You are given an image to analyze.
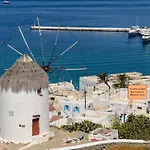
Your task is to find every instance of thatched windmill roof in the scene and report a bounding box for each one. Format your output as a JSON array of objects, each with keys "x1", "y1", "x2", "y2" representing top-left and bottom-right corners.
[{"x1": 0, "y1": 54, "x2": 49, "y2": 93}]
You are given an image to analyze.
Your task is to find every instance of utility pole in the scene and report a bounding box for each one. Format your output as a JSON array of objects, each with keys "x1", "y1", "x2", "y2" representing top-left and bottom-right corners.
[{"x1": 84, "y1": 91, "x2": 87, "y2": 110}]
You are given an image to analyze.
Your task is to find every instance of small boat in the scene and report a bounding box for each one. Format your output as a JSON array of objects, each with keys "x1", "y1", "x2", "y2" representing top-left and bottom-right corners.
[
  {"x1": 128, "y1": 17, "x2": 141, "y2": 37},
  {"x1": 3, "y1": 0, "x2": 10, "y2": 4},
  {"x1": 142, "y1": 31, "x2": 150, "y2": 43},
  {"x1": 128, "y1": 26, "x2": 140, "y2": 37},
  {"x1": 139, "y1": 26, "x2": 150, "y2": 36}
]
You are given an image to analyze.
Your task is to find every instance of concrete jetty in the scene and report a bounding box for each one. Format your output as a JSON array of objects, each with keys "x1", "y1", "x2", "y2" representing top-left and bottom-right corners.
[{"x1": 30, "y1": 26, "x2": 130, "y2": 32}]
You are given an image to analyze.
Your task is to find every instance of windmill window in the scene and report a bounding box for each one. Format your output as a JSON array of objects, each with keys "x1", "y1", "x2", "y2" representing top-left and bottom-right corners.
[
  {"x1": 137, "y1": 106, "x2": 142, "y2": 110},
  {"x1": 9, "y1": 111, "x2": 14, "y2": 116},
  {"x1": 37, "y1": 88, "x2": 43, "y2": 96},
  {"x1": 51, "y1": 97, "x2": 55, "y2": 100}
]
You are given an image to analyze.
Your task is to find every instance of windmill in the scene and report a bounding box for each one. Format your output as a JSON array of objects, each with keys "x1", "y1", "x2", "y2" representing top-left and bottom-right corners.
[{"x1": 1, "y1": 17, "x2": 88, "y2": 119}]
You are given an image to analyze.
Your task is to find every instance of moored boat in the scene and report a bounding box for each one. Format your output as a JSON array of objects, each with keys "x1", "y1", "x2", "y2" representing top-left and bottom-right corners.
[
  {"x1": 139, "y1": 26, "x2": 150, "y2": 36},
  {"x1": 3, "y1": 0, "x2": 10, "y2": 4},
  {"x1": 128, "y1": 26, "x2": 140, "y2": 37},
  {"x1": 142, "y1": 31, "x2": 150, "y2": 43}
]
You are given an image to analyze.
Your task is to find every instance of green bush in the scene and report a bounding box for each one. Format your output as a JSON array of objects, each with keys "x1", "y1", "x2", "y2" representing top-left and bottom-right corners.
[
  {"x1": 112, "y1": 114, "x2": 150, "y2": 140},
  {"x1": 61, "y1": 120, "x2": 102, "y2": 133}
]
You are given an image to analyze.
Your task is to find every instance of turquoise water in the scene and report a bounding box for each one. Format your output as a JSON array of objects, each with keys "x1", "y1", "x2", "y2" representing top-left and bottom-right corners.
[{"x1": 1, "y1": 0, "x2": 150, "y2": 88}]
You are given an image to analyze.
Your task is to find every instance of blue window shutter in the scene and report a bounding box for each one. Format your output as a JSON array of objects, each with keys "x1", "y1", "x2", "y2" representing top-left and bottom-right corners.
[
  {"x1": 68, "y1": 106, "x2": 70, "y2": 111},
  {"x1": 64, "y1": 105, "x2": 66, "y2": 111},
  {"x1": 78, "y1": 107, "x2": 80, "y2": 113},
  {"x1": 73, "y1": 107, "x2": 76, "y2": 112}
]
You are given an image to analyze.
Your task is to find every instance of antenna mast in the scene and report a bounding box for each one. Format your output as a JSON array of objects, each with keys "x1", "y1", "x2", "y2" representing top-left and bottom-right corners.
[
  {"x1": 136, "y1": 16, "x2": 139, "y2": 26},
  {"x1": 84, "y1": 91, "x2": 87, "y2": 110}
]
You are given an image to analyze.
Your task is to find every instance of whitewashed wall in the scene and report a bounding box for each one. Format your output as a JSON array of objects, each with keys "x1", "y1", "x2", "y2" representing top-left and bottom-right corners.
[
  {"x1": 0, "y1": 88, "x2": 49, "y2": 143},
  {"x1": 60, "y1": 100, "x2": 91, "y2": 118},
  {"x1": 50, "y1": 118, "x2": 67, "y2": 128},
  {"x1": 79, "y1": 77, "x2": 97, "y2": 92},
  {"x1": 147, "y1": 88, "x2": 150, "y2": 102},
  {"x1": 74, "y1": 114, "x2": 110, "y2": 126},
  {"x1": 49, "y1": 110, "x2": 57, "y2": 119},
  {"x1": 111, "y1": 101, "x2": 146, "y2": 123}
]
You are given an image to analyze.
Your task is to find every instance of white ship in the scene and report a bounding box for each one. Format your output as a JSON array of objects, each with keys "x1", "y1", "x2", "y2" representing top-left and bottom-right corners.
[
  {"x1": 128, "y1": 26, "x2": 140, "y2": 37},
  {"x1": 3, "y1": 0, "x2": 10, "y2": 4}
]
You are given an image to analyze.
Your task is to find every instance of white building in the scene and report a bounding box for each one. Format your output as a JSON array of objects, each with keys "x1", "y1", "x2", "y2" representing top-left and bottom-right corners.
[
  {"x1": 48, "y1": 73, "x2": 150, "y2": 128},
  {"x1": 59, "y1": 98, "x2": 111, "y2": 126},
  {"x1": 0, "y1": 54, "x2": 50, "y2": 143},
  {"x1": 59, "y1": 95, "x2": 94, "y2": 118},
  {"x1": 79, "y1": 76, "x2": 98, "y2": 92},
  {"x1": 79, "y1": 73, "x2": 150, "y2": 123},
  {"x1": 79, "y1": 76, "x2": 112, "y2": 94}
]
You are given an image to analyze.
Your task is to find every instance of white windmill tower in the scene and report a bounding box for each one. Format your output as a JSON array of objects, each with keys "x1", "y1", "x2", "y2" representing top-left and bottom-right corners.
[{"x1": 0, "y1": 54, "x2": 50, "y2": 143}]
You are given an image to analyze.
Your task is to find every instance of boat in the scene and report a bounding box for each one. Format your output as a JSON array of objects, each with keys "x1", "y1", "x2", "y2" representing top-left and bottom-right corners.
[
  {"x1": 139, "y1": 26, "x2": 150, "y2": 36},
  {"x1": 142, "y1": 30, "x2": 150, "y2": 43},
  {"x1": 3, "y1": 0, "x2": 10, "y2": 4},
  {"x1": 128, "y1": 17, "x2": 141, "y2": 37},
  {"x1": 128, "y1": 26, "x2": 140, "y2": 37}
]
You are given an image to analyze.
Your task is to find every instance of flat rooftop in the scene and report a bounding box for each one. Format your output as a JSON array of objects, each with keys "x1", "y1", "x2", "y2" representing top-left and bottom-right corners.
[
  {"x1": 80, "y1": 75, "x2": 98, "y2": 83},
  {"x1": 80, "y1": 72, "x2": 145, "y2": 82},
  {"x1": 110, "y1": 92, "x2": 146, "y2": 104},
  {"x1": 49, "y1": 82, "x2": 83, "y2": 100}
]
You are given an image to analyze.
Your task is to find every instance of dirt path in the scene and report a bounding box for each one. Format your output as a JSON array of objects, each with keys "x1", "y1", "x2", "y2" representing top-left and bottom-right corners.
[
  {"x1": 28, "y1": 127, "x2": 90, "y2": 150},
  {"x1": 0, "y1": 127, "x2": 91, "y2": 150}
]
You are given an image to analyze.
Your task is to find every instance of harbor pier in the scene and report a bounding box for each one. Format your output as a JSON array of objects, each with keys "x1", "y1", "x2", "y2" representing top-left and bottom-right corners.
[{"x1": 30, "y1": 26, "x2": 130, "y2": 32}]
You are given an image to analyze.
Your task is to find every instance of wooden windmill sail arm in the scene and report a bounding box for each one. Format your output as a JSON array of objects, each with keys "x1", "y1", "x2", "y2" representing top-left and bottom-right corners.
[
  {"x1": 7, "y1": 44, "x2": 23, "y2": 56},
  {"x1": 37, "y1": 17, "x2": 45, "y2": 66},
  {"x1": 50, "y1": 41, "x2": 79, "y2": 64},
  {"x1": 65, "y1": 68, "x2": 87, "y2": 71},
  {"x1": 18, "y1": 26, "x2": 36, "y2": 62},
  {"x1": 48, "y1": 22, "x2": 61, "y2": 66},
  {"x1": 1, "y1": 42, "x2": 22, "y2": 56},
  {"x1": 60, "y1": 41, "x2": 79, "y2": 56},
  {"x1": 48, "y1": 70, "x2": 64, "y2": 83}
]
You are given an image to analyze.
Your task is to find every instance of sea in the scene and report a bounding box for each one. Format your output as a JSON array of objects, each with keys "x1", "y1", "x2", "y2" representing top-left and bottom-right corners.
[{"x1": 0, "y1": 0, "x2": 150, "y2": 89}]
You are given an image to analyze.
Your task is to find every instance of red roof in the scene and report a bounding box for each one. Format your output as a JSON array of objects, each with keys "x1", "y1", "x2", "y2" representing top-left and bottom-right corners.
[
  {"x1": 49, "y1": 104, "x2": 56, "y2": 112},
  {"x1": 50, "y1": 115, "x2": 63, "y2": 123}
]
